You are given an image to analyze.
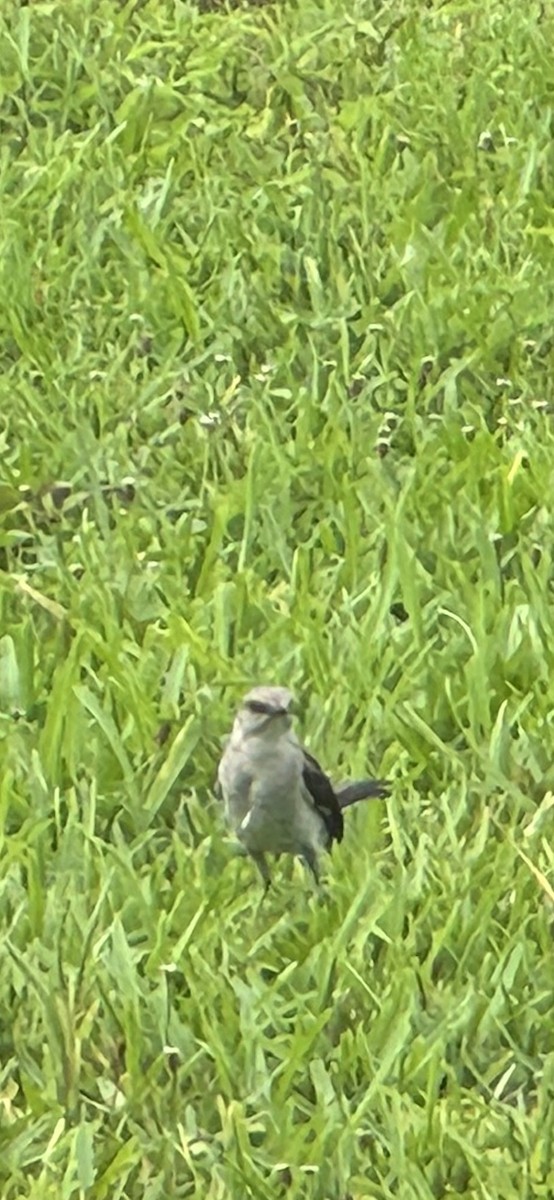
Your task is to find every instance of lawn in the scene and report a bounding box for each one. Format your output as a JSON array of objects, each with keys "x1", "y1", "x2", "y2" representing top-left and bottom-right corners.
[{"x1": 0, "y1": 0, "x2": 553, "y2": 1196}]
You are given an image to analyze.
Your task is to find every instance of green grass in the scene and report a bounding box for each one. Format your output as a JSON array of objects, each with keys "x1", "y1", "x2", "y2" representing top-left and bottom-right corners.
[{"x1": 1, "y1": 0, "x2": 553, "y2": 1195}]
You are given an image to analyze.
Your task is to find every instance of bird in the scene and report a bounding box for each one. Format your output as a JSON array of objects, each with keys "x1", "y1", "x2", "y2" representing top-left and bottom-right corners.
[{"x1": 216, "y1": 684, "x2": 389, "y2": 890}]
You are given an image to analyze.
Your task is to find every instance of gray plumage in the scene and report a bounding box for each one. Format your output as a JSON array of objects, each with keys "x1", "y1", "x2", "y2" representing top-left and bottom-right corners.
[{"x1": 217, "y1": 684, "x2": 389, "y2": 888}]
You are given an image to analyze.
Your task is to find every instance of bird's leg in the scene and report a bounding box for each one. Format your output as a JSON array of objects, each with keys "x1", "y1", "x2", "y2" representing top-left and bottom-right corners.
[
  {"x1": 301, "y1": 848, "x2": 321, "y2": 888},
  {"x1": 251, "y1": 852, "x2": 272, "y2": 899}
]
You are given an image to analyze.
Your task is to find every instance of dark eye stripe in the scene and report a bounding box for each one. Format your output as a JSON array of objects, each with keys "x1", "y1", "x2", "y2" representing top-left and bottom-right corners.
[{"x1": 246, "y1": 700, "x2": 269, "y2": 714}]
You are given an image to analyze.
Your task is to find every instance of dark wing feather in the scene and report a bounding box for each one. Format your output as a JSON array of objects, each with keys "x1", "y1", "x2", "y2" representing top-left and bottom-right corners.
[{"x1": 301, "y1": 747, "x2": 344, "y2": 845}]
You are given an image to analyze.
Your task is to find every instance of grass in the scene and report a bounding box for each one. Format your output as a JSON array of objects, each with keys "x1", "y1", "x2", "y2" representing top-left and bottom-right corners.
[{"x1": 0, "y1": 0, "x2": 553, "y2": 1195}]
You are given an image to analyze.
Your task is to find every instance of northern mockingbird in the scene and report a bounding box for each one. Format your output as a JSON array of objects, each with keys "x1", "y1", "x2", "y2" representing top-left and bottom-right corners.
[{"x1": 217, "y1": 685, "x2": 389, "y2": 889}]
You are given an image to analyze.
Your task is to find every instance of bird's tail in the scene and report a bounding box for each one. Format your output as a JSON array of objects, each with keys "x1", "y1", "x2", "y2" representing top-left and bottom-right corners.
[{"x1": 336, "y1": 779, "x2": 390, "y2": 809}]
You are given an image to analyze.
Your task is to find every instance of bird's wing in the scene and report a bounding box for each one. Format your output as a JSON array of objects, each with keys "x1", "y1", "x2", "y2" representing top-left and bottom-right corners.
[
  {"x1": 301, "y1": 747, "x2": 344, "y2": 845},
  {"x1": 217, "y1": 741, "x2": 256, "y2": 831}
]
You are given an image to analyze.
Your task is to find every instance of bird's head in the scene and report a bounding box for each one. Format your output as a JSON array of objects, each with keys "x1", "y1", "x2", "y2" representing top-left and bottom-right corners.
[{"x1": 236, "y1": 685, "x2": 294, "y2": 736}]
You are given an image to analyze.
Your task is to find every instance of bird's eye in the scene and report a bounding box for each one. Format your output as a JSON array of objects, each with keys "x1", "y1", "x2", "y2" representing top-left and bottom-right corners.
[{"x1": 246, "y1": 700, "x2": 269, "y2": 714}]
